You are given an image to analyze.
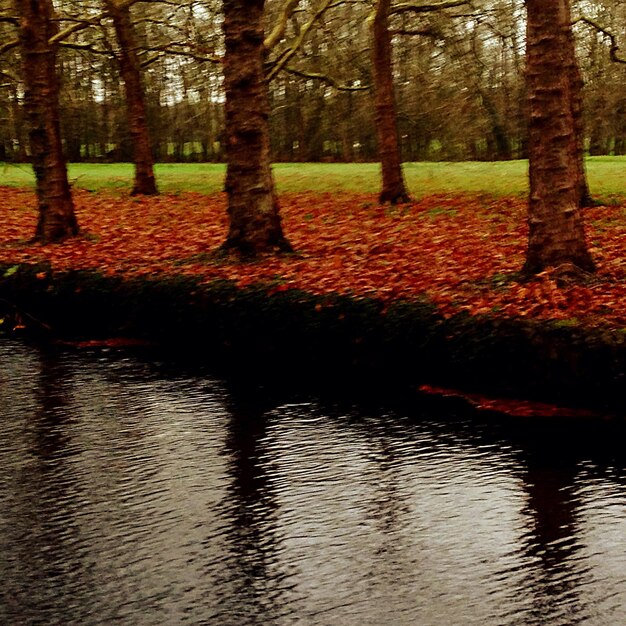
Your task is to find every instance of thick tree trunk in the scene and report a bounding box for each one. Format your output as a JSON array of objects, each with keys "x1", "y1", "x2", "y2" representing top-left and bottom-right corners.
[
  {"x1": 221, "y1": 0, "x2": 291, "y2": 256},
  {"x1": 371, "y1": 0, "x2": 411, "y2": 204},
  {"x1": 522, "y1": 0, "x2": 594, "y2": 276},
  {"x1": 106, "y1": 0, "x2": 158, "y2": 196},
  {"x1": 562, "y1": 0, "x2": 592, "y2": 208},
  {"x1": 16, "y1": 0, "x2": 78, "y2": 243}
]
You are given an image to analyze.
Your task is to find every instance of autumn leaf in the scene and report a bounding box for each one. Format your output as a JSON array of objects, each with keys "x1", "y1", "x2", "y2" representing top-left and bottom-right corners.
[
  {"x1": 1, "y1": 186, "x2": 625, "y2": 328},
  {"x1": 418, "y1": 385, "x2": 601, "y2": 417}
]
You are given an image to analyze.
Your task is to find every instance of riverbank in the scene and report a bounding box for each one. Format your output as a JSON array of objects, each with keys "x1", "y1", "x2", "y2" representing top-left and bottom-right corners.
[
  {"x1": 2, "y1": 187, "x2": 626, "y2": 415},
  {"x1": 1, "y1": 261, "x2": 626, "y2": 416}
]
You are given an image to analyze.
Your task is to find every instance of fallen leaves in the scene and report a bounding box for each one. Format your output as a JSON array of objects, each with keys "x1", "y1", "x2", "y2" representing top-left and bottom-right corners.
[
  {"x1": 2, "y1": 186, "x2": 626, "y2": 327},
  {"x1": 418, "y1": 384, "x2": 601, "y2": 417}
]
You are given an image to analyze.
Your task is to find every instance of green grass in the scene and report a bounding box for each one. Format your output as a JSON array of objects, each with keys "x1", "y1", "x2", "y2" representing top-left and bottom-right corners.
[{"x1": 2, "y1": 157, "x2": 626, "y2": 197}]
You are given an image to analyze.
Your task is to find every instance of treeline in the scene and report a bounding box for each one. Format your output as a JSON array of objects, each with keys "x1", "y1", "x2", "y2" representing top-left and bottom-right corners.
[
  {"x1": 1, "y1": 0, "x2": 626, "y2": 164},
  {"x1": 0, "y1": 0, "x2": 617, "y2": 279}
]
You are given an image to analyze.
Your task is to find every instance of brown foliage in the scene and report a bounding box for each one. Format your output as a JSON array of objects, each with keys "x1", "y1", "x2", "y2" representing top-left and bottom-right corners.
[
  {"x1": 418, "y1": 385, "x2": 600, "y2": 418},
  {"x1": 2, "y1": 187, "x2": 626, "y2": 327}
]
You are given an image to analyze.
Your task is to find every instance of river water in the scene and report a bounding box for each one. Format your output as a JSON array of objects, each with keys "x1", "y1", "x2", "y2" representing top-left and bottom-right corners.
[{"x1": 1, "y1": 339, "x2": 626, "y2": 625}]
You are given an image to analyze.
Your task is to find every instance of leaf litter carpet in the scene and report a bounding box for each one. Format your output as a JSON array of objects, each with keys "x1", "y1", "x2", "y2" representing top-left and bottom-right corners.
[{"x1": 2, "y1": 187, "x2": 626, "y2": 328}]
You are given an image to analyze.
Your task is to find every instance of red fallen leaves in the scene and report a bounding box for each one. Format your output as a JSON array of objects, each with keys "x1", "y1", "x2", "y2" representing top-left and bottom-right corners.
[
  {"x1": 1, "y1": 186, "x2": 626, "y2": 327},
  {"x1": 418, "y1": 384, "x2": 601, "y2": 417},
  {"x1": 55, "y1": 338, "x2": 154, "y2": 348}
]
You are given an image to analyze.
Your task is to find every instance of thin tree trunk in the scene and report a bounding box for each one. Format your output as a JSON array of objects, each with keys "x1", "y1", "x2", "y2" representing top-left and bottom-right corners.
[
  {"x1": 478, "y1": 87, "x2": 512, "y2": 161},
  {"x1": 15, "y1": 0, "x2": 79, "y2": 243},
  {"x1": 523, "y1": 0, "x2": 594, "y2": 276},
  {"x1": 220, "y1": 0, "x2": 291, "y2": 256},
  {"x1": 105, "y1": 0, "x2": 158, "y2": 196},
  {"x1": 371, "y1": 0, "x2": 411, "y2": 204}
]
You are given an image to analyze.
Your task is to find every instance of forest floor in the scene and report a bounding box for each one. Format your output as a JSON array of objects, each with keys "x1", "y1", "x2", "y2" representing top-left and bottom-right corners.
[{"x1": 2, "y1": 186, "x2": 626, "y2": 330}]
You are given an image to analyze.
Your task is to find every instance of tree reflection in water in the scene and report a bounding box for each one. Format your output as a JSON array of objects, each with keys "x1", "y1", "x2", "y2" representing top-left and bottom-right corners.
[{"x1": 0, "y1": 341, "x2": 625, "y2": 625}]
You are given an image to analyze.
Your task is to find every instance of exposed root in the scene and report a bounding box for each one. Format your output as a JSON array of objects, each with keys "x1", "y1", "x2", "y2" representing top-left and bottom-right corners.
[{"x1": 550, "y1": 262, "x2": 596, "y2": 287}]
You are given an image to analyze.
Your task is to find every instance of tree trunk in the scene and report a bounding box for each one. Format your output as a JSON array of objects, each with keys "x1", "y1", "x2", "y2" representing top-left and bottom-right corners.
[
  {"x1": 562, "y1": 0, "x2": 592, "y2": 208},
  {"x1": 523, "y1": 0, "x2": 594, "y2": 276},
  {"x1": 105, "y1": 0, "x2": 158, "y2": 196},
  {"x1": 371, "y1": 0, "x2": 411, "y2": 204},
  {"x1": 16, "y1": 0, "x2": 79, "y2": 243},
  {"x1": 479, "y1": 87, "x2": 512, "y2": 161},
  {"x1": 220, "y1": 0, "x2": 291, "y2": 256}
]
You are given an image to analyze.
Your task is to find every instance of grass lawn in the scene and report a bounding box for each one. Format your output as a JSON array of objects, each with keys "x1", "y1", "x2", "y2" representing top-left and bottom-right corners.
[{"x1": 1, "y1": 157, "x2": 625, "y2": 197}]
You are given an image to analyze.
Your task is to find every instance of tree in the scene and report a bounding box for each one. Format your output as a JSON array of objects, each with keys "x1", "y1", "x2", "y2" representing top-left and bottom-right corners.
[
  {"x1": 371, "y1": 0, "x2": 411, "y2": 204},
  {"x1": 522, "y1": 0, "x2": 594, "y2": 275},
  {"x1": 220, "y1": 0, "x2": 291, "y2": 255},
  {"x1": 562, "y1": 0, "x2": 592, "y2": 208},
  {"x1": 575, "y1": 11, "x2": 626, "y2": 158},
  {"x1": 14, "y1": 0, "x2": 79, "y2": 242},
  {"x1": 104, "y1": 0, "x2": 158, "y2": 195}
]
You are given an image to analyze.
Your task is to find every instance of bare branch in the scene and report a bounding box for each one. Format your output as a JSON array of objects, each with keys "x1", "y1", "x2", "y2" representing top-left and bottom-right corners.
[
  {"x1": 390, "y1": 27, "x2": 439, "y2": 37},
  {"x1": 138, "y1": 43, "x2": 221, "y2": 64},
  {"x1": 390, "y1": 0, "x2": 470, "y2": 16},
  {"x1": 265, "y1": 0, "x2": 301, "y2": 50},
  {"x1": 0, "y1": 69, "x2": 19, "y2": 82},
  {"x1": 0, "y1": 39, "x2": 18, "y2": 55},
  {"x1": 50, "y1": 19, "x2": 98, "y2": 45},
  {"x1": 574, "y1": 15, "x2": 626, "y2": 65},
  {"x1": 49, "y1": 3, "x2": 220, "y2": 66},
  {"x1": 57, "y1": 42, "x2": 111, "y2": 55},
  {"x1": 266, "y1": 0, "x2": 335, "y2": 81},
  {"x1": 283, "y1": 65, "x2": 370, "y2": 91}
]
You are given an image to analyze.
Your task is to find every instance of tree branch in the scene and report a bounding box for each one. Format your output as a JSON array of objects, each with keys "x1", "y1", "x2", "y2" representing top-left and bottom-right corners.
[
  {"x1": 0, "y1": 39, "x2": 18, "y2": 56},
  {"x1": 574, "y1": 15, "x2": 626, "y2": 65},
  {"x1": 390, "y1": 27, "x2": 439, "y2": 37},
  {"x1": 57, "y1": 41, "x2": 111, "y2": 55},
  {"x1": 0, "y1": 69, "x2": 19, "y2": 83},
  {"x1": 390, "y1": 0, "x2": 470, "y2": 16},
  {"x1": 265, "y1": 0, "x2": 301, "y2": 50},
  {"x1": 138, "y1": 43, "x2": 221, "y2": 65},
  {"x1": 283, "y1": 65, "x2": 370, "y2": 91},
  {"x1": 50, "y1": 19, "x2": 98, "y2": 45},
  {"x1": 266, "y1": 0, "x2": 335, "y2": 81}
]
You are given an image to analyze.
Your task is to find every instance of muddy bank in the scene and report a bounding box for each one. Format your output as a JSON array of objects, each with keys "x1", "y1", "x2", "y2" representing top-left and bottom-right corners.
[{"x1": 1, "y1": 262, "x2": 625, "y2": 414}]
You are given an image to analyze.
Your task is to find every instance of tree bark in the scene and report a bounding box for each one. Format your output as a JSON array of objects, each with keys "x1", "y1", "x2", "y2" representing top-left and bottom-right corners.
[
  {"x1": 371, "y1": 0, "x2": 411, "y2": 204},
  {"x1": 562, "y1": 0, "x2": 592, "y2": 208},
  {"x1": 16, "y1": 0, "x2": 79, "y2": 243},
  {"x1": 522, "y1": 0, "x2": 594, "y2": 276},
  {"x1": 221, "y1": 0, "x2": 291, "y2": 256},
  {"x1": 105, "y1": 0, "x2": 158, "y2": 196}
]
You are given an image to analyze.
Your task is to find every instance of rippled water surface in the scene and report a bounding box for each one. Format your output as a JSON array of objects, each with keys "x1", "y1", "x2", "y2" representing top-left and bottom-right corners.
[{"x1": 1, "y1": 340, "x2": 626, "y2": 625}]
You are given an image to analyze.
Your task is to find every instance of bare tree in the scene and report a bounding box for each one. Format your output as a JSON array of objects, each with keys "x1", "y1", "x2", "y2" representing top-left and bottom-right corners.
[
  {"x1": 371, "y1": 0, "x2": 411, "y2": 203},
  {"x1": 104, "y1": 0, "x2": 158, "y2": 195}
]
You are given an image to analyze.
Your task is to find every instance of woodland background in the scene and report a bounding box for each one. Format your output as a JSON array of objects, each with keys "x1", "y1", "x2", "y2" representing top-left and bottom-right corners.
[{"x1": 1, "y1": 0, "x2": 625, "y2": 166}]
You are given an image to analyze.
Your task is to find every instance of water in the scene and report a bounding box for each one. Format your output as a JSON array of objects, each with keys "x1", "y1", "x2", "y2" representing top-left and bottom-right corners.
[{"x1": 1, "y1": 340, "x2": 626, "y2": 625}]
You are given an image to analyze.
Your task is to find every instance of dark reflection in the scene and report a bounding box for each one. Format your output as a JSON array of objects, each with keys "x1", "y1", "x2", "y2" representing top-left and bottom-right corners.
[
  {"x1": 2, "y1": 346, "x2": 91, "y2": 625},
  {"x1": 502, "y1": 417, "x2": 626, "y2": 626},
  {"x1": 30, "y1": 349, "x2": 76, "y2": 461},
  {"x1": 519, "y1": 440, "x2": 586, "y2": 623},
  {"x1": 367, "y1": 421, "x2": 410, "y2": 538},
  {"x1": 211, "y1": 380, "x2": 288, "y2": 625},
  {"x1": 1, "y1": 340, "x2": 626, "y2": 626}
]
